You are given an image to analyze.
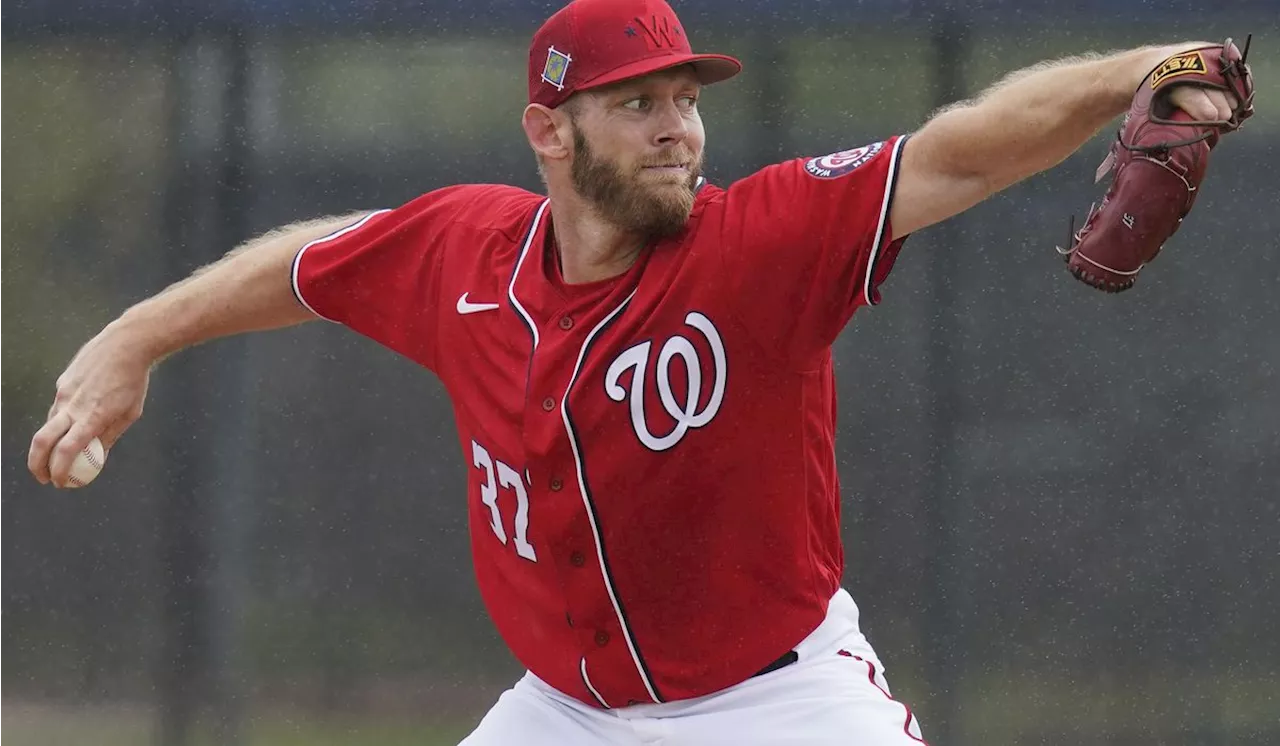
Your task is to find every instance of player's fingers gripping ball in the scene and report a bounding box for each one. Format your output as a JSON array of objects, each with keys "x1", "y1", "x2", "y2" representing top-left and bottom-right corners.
[
  {"x1": 67, "y1": 437, "x2": 107, "y2": 487},
  {"x1": 1058, "y1": 37, "x2": 1255, "y2": 292}
]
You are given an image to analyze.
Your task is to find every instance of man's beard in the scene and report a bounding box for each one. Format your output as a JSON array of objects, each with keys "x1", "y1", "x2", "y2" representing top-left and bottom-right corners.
[{"x1": 570, "y1": 125, "x2": 702, "y2": 240}]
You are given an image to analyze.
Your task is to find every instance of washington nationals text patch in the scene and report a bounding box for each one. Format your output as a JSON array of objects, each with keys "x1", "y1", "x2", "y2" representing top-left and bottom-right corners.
[{"x1": 803, "y1": 141, "x2": 885, "y2": 179}]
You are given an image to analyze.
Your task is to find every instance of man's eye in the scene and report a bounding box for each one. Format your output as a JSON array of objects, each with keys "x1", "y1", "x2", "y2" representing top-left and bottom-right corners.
[
  {"x1": 622, "y1": 98, "x2": 650, "y2": 111},
  {"x1": 680, "y1": 95, "x2": 698, "y2": 108}
]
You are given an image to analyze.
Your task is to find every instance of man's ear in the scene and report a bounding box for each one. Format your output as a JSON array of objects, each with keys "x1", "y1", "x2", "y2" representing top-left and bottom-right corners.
[{"x1": 523, "y1": 104, "x2": 572, "y2": 162}]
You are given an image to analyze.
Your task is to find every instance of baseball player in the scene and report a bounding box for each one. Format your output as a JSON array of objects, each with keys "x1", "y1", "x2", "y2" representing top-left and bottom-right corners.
[{"x1": 29, "y1": 0, "x2": 1251, "y2": 743}]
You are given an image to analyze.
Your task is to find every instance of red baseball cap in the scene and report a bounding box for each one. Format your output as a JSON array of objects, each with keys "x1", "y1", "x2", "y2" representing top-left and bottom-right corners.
[{"x1": 528, "y1": 0, "x2": 742, "y2": 109}]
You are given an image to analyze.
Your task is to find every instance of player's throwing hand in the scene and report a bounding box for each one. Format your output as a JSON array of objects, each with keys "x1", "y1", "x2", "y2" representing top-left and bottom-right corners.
[
  {"x1": 28, "y1": 211, "x2": 362, "y2": 488},
  {"x1": 28, "y1": 322, "x2": 152, "y2": 488}
]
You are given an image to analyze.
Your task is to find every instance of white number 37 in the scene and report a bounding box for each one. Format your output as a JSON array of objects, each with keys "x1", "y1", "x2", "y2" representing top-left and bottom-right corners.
[{"x1": 471, "y1": 440, "x2": 537, "y2": 562}]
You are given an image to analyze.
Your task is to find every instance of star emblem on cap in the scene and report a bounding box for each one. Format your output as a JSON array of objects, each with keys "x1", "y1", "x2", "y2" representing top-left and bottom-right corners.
[{"x1": 624, "y1": 25, "x2": 637, "y2": 37}]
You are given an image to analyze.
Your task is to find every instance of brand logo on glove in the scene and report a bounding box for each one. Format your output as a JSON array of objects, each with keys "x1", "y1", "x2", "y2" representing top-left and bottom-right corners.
[{"x1": 1151, "y1": 51, "x2": 1207, "y2": 88}]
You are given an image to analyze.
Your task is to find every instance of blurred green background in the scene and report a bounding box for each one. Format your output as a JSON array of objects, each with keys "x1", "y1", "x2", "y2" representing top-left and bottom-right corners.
[{"x1": 4, "y1": 2, "x2": 1279, "y2": 744}]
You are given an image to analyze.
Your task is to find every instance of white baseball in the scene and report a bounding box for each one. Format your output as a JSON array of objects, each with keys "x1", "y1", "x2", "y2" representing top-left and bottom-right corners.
[{"x1": 67, "y1": 437, "x2": 107, "y2": 488}]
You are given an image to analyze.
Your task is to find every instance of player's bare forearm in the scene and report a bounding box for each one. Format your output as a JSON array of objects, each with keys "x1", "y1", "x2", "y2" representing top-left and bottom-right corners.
[
  {"x1": 113, "y1": 213, "x2": 367, "y2": 364},
  {"x1": 933, "y1": 44, "x2": 1193, "y2": 188},
  {"x1": 890, "y1": 43, "x2": 1204, "y2": 239},
  {"x1": 30, "y1": 212, "x2": 369, "y2": 486}
]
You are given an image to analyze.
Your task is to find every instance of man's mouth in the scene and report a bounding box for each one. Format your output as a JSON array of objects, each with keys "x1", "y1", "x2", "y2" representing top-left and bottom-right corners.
[{"x1": 642, "y1": 164, "x2": 689, "y2": 174}]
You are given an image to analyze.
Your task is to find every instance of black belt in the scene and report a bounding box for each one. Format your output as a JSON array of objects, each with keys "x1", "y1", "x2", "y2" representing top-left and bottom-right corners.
[{"x1": 752, "y1": 649, "x2": 798, "y2": 678}]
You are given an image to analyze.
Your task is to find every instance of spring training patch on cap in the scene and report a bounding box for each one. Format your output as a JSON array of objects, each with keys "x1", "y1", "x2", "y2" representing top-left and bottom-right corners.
[
  {"x1": 804, "y1": 142, "x2": 885, "y2": 179},
  {"x1": 542, "y1": 46, "x2": 572, "y2": 91}
]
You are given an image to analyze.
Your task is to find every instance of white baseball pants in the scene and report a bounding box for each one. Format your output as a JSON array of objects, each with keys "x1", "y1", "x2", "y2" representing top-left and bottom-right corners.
[{"x1": 458, "y1": 588, "x2": 927, "y2": 746}]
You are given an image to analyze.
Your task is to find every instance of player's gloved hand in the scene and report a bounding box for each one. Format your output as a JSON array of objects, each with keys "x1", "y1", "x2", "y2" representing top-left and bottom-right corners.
[
  {"x1": 28, "y1": 323, "x2": 154, "y2": 487},
  {"x1": 1057, "y1": 37, "x2": 1255, "y2": 292}
]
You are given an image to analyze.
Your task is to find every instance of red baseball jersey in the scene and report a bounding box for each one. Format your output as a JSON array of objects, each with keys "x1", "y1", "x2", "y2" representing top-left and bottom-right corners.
[{"x1": 292, "y1": 135, "x2": 909, "y2": 708}]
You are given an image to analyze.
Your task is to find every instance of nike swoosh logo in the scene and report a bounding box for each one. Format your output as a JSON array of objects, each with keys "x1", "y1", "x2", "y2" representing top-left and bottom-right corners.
[{"x1": 456, "y1": 293, "x2": 500, "y2": 315}]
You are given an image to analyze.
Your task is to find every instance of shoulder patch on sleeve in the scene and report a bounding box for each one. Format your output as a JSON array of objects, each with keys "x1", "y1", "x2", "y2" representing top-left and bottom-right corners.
[{"x1": 803, "y1": 141, "x2": 885, "y2": 179}]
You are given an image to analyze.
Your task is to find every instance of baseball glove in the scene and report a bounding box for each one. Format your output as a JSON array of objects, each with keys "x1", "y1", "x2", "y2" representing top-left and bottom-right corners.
[{"x1": 1057, "y1": 37, "x2": 1255, "y2": 292}]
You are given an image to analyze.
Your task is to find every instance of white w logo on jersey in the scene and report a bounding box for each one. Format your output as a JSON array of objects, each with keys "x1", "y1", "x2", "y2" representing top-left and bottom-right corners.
[{"x1": 604, "y1": 311, "x2": 727, "y2": 452}]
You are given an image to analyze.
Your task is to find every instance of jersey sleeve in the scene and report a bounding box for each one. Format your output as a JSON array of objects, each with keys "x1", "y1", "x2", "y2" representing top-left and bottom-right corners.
[
  {"x1": 713, "y1": 135, "x2": 910, "y2": 365},
  {"x1": 291, "y1": 184, "x2": 485, "y2": 371}
]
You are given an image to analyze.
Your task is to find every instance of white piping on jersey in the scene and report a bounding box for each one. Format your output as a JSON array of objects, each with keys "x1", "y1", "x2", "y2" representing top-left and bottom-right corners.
[
  {"x1": 290, "y1": 209, "x2": 392, "y2": 322},
  {"x1": 561, "y1": 286, "x2": 664, "y2": 704},
  {"x1": 507, "y1": 199, "x2": 551, "y2": 350},
  {"x1": 862, "y1": 136, "x2": 908, "y2": 307},
  {"x1": 507, "y1": 197, "x2": 658, "y2": 702},
  {"x1": 580, "y1": 657, "x2": 610, "y2": 709}
]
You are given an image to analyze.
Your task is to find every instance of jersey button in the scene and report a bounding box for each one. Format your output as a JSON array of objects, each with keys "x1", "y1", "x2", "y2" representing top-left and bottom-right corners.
[
  {"x1": 550, "y1": 477, "x2": 564, "y2": 491},
  {"x1": 541, "y1": 397, "x2": 555, "y2": 411},
  {"x1": 558, "y1": 316, "x2": 574, "y2": 330},
  {"x1": 594, "y1": 630, "x2": 610, "y2": 647},
  {"x1": 569, "y1": 551, "x2": 585, "y2": 567}
]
